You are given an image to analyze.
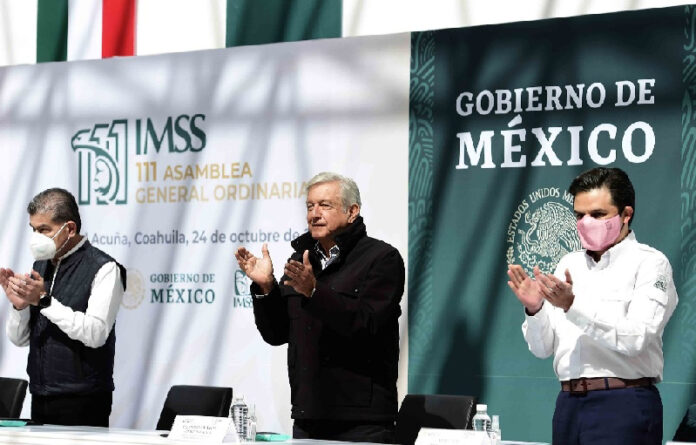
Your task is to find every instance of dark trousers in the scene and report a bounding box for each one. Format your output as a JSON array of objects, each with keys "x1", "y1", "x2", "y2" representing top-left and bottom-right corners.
[
  {"x1": 552, "y1": 385, "x2": 662, "y2": 445},
  {"x1": 293, "y1": 419, "x2": 395, "y2": 443},
  {"x1": 31, "y1": 392, "x2": 112, "y2": 427}
]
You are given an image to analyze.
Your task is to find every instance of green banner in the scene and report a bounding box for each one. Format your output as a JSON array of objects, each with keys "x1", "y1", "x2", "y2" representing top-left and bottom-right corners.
[
  {"x1": 225, "y1": 0, "x2": 341, "y2": 47},
  {"x1": 36, "y1": 0, "x2": 68, "y2": 63},
  {"x1": 409, "y1": 6, "x2": 691, "y2": 442}
]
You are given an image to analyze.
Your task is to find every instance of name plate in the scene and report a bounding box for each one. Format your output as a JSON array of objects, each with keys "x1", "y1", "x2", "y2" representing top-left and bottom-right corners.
[
  {"x1": 415, "y1": 428, "x2": 493, "y2": 445},
  {"x1": 168, "y1": 415, "x2": 239, "y2": 443}
]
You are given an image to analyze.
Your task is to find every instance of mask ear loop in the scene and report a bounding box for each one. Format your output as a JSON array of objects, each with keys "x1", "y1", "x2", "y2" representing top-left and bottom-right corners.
[
  {"x1": 623, "y1": 210, "x2": 632, "y2": 226},
  {"x1": 53, "y1": 223, "x2": 72, "y2": 259},
  {"x1": 50, "y1": 222, "x2": 68, "y2": 240},
  {"x1": 43, "y1": 223, "x2": 72, "y2": 299}
]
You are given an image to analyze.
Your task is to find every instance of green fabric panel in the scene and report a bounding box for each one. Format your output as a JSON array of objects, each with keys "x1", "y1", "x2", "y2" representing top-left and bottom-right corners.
[
  {"x1": 36, "y1": 0, "x2": 68, "y2": 63},
  {"x1": 225, "y1": 0, "x2": 341, "y2": 47},
  {"x1": 409, "y1": 6, "x2": 689, "y2": 443},
  {"x1": 408, "y1": 30, "x2": 435, "y2": 385},
  {"x1": 677, "y1": 3, "x2": 696, "y2": 431}
]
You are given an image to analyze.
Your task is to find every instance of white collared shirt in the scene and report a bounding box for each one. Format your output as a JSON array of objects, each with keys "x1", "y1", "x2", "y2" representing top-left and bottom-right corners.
[
  {"x1": 6, "y1": 237, "x2": 125, "y2": 349},
  {"x1": 522, "y1": 231, "x2": 678, "y2": 382}
]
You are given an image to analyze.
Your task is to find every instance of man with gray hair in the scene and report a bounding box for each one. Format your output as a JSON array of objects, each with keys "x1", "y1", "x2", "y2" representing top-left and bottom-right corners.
[
  {"x1": 0, "y1": 188, "x2": 126, "y2": 426},
  {"x1": 236, "y1": 172, "x2": 404, "y2": 443}
]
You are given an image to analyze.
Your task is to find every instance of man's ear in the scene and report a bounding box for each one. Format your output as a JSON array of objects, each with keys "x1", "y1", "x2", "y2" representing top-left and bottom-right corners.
[
  {"x1": 66, "y1": 221, "x2": 78, "y2": 236},
  {"x1": 347, "y1": 204, "x2": 360, "y2": 223},
  {"x1": 621, "y1": 206, "x2": 634, "y2": 225}
]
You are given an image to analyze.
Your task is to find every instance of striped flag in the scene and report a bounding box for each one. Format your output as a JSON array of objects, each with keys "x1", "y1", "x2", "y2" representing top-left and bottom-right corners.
[
  {"x1": 1, "y1": 0, "x2": 679, "y2": 67},
  {"x1": 1, "y1": 0, "x2": 341, "y2": 65},
  {"x1": 38, "y1": 0, "x2": 136, "y2": 62}
]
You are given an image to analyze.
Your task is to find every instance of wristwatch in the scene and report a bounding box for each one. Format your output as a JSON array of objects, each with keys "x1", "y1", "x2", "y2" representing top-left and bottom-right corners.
[{"x1": 38, "y1": 293, "x2": 51, "y2": 309}]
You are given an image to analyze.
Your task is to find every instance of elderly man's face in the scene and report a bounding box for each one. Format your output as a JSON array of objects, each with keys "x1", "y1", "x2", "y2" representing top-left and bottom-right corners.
[{"x1": 306, "y1": 181, "x2": 356, "y2": 243}]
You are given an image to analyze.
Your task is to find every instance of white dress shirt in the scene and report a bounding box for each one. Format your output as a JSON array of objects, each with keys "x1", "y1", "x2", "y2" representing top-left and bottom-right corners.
[
  {"x1": 522, "y1": 231, "x2": 678, "y2": 382},
  {"x1": 6, "y1": 237, "x2": 125, "y2": 349}
]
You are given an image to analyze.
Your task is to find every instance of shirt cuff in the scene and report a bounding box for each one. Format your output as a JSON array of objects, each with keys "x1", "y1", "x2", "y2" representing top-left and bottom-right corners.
[
  {"x1": 10, "y1": 305, "x2": 30, "y2": 322},
  {"x1": 40, "y1": 298, "x2": 71, "y2": 321},
  {"x1": 525, "y1": 300, "x2": 544, "y2": 317},
  {"x1": 251, "y1": 281, "x2": 277, "y2": 299},
  {"x1": 524, "y1": 300, "x2": 550, "y2": 325}
]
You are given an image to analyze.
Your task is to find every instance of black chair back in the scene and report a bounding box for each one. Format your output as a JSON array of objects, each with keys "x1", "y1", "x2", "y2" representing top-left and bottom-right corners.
[
  {"x1": 395, "y1": 394, "x2": 477, "y2": 445},
  {"x1": 0, "y1": 377, "x2": 28, "y2": 418},
  {"x1": 674, "y1": 403, "x2": 696, "y2": 442},
  {"x1": 156, "y1": 385, "x2": 233, "y2": 430}
]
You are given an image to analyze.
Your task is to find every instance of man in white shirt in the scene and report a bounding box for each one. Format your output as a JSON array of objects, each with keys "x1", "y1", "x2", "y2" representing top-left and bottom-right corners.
[
  {"x1": 507, "y1": 167, "x2": 678, "y2": 445},
  {"x1": 0, "y1": 188, "x2": 125, "y2": 426}
]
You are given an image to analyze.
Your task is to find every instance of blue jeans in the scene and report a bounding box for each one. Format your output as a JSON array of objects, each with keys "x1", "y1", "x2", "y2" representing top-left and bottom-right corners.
[{"x1": 552, "y1": 385, "x2": 662, "y2": 445}]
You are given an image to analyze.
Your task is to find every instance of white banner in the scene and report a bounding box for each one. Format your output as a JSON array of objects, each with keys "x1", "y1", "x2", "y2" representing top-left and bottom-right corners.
[{"x1": 0, "y1": 33, "x2": 410, "y2": 432}]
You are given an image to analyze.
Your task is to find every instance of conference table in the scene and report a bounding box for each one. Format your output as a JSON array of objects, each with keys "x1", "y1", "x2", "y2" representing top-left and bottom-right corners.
[{"x1": 0, "y1": 424, "x2": 550, "y2": 445}]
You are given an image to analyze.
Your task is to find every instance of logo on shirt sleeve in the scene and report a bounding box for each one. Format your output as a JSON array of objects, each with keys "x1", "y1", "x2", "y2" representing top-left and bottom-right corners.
[{"x1": 654, "y1": 274, "x2": 668, "y2": 292}]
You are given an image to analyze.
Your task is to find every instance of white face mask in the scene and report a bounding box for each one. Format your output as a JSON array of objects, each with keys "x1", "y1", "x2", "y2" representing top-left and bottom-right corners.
[{"x1": 29, "y1": 223, "x2": 69, "y2": 261}]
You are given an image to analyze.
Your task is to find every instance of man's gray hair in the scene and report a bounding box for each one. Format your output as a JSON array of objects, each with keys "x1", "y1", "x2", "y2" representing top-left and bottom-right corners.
[
  {"x1": 306, "y1": 172, "x2": 361, "y2": 211},
  {"x1": 27, "y1": 188, "x2": 82, "y2": 232}
]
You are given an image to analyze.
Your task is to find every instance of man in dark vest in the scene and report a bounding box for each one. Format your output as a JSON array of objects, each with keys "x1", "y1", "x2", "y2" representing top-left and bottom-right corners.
[{"x1": 0, "y1": 188, "x2": 126, "y2": 427}]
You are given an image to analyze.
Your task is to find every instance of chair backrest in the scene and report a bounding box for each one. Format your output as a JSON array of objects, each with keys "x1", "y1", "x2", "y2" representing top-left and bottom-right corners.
[
  {"x1": 0, "y1": 377, "x2": 28, "y2": 418},
  {"x1": 674, "y1": 403, "x2": 696, "y2": 442},
  {"x1": 156, "y1": 385, "x2": 233, "y2": 431},
  {"x1": 394, "y1": 394, "x2": 477, "y2": 445}
]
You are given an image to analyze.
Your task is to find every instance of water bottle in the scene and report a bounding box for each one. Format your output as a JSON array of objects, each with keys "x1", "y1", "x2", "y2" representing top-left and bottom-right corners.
[
  {"x1": 472, "y1": 404, "x2": 491, "y2": 433},
  {"x1": 230, "y1": 395, "x2": 249, "y2": 441},
  {"x1": 246, "y1": 404, "x2": 257, "y2": 442},
  {"x1": 490, "y1": 414, "x2": 501, "y2": 444}
]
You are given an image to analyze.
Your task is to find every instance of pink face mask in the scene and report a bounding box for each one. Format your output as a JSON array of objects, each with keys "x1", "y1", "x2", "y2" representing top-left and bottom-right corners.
[{"x1": 576, "y1": 214, "x2": 622, "y2": 251}]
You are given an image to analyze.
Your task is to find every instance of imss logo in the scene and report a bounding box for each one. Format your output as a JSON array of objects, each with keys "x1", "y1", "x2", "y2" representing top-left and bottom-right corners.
[
  {"x1": 72, "y1": 114, "x2": 207, "y2": 205},
  {"x1": 506, "y1": 187, "x2": 581, "y2": 275},
  {"x1": 233, "y1": 269, "x2": 254, "y2": 309},
  {"x1": 72, "y1": 120, "x2": 128, "y2": 205},
  {"x1": 235, "y1": 270, "x2": 252, "y2": 297}
]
